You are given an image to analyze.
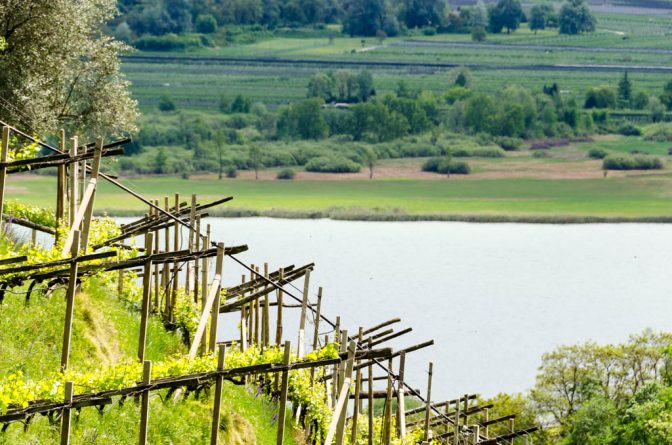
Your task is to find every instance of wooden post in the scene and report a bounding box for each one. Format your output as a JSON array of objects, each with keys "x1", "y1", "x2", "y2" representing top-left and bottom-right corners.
[
  {"x1": 60, "y1": 381, "x2": 74, "y2": 445},
  {"x1": 0, "y1": 126, "x2": 9, "y2": 233},
  {"x1": 118, "y1": 269, "x2": 125, "y2": 299},
  {"x1": 208, "y1": 243, "x2": 224, "y2": 352},
  {"x1": 262, "y1": 263, "x2": 270, "y2": 347},
  {"x1": 61, "y1": 231, "x2": 80, "y2": 370},
  {"x1": 335, "y1": 340, "x2": 356, "y2": 445},
  {"x1": 170, "y1": 193, "x2": 180, "y2": 321},
  {"x1": 185, "y1": 194, "x2": 196, "y2": 295},
  {"x1": 471, "y1": 425, "x2": 480, "y2": 445},
  {"x1": 383, "y1": 358, "x2": 393, "y2": 445},
  {"x1": 162, "y1": 196, "x2": 170, "y2": 315},
  {"x1": 210, "y1": 345, "x2": 226, "y2": 445},
  {"x1": 275, "y1": 268, "x2": 284, "y2": 345},
  {"x1": 68, "y1": 137, "x2": 78, "y2": 228},
  {"x1": 79, "y1": 137, "x2": 103, "y2": 253},
  {"x1": 139, "y1": 360, "x2": 152, "y2": 445},
  {"x1": 199, "y1": 229, "x2": 210, "y2": 354},
  {"x1": 483, "y1": 408, "x2": 489, "y2": 439},
  {"x1": 397, "y1": 351, "x2": 407, "y2": 439},
  {"x1": 138, "y1": 233, "x2": 154, "y2": 362},
  {"x1": 297, "y1": 269, "x2": 311, "y2": 358},
  {"x1": 424, "y1": 362, "x2": 433, "y2": 444},
  {"x1": 367, "y1": 338, "x2": 374, "y2": 445},
  {"x1": 311, "y1": 287, "x2": 323, "y2": 353},
  {"x1": 351, "y1": 327, "x2": 363, "y2": 443},
  {"x1": 276, "y1": 341, "x2": 291, "y2": 445},
  {"x1": 153, "y1": 200, "x2": 160, "y2": 312},
  {"x1": 193, "y1": 215, "x2": 201, "y2": 304},
  {"x1": 508, "y1": 418, "x2": 515, "y2": 445},
  {"x1": 453, "y1": 398, "x2": 460, "y2": 445},
  {"x1": 56, "y1": 129, "x2": 66, "y2": 241}
]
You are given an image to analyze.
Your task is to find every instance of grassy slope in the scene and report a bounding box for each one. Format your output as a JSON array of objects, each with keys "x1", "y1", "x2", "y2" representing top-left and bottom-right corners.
[
  {"x1": 0, "y1": 271, "x2": 300, "y2": 444},
  {"x1": 10, "y1": 173, "x2": 672, "y2": 221}
]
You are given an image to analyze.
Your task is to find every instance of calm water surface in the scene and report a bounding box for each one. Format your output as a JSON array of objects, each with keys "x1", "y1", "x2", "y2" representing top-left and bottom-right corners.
[{"x1": 123, "y1": 218, "x2": 672, "y2": 399}]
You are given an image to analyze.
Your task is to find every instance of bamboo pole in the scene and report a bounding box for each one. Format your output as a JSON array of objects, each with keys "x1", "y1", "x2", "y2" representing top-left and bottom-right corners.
[
  {"x1": 170, "y1": 193, "x2": 180, "y2": 321},
  {"x1": 262, "y1": 263, "x2": 270, "y2": 347},
  {"x1": 276, "y1": 341, "x2": 291, "y2": 445},
  {"x1": 367, "y1": 338, "x2": 374, "y2": 445},
  {"x1": 351, "y1": 327, "x2": 363, "y2": 443},
  {"x1": 162, "y1": 196, "x2": 170, "y2": 315},
  {"x1": 199, "y1": 228, "x2": 210, "y2": 354},
  {"x1": 193, "y1": 215, "x2": 201, "y2": 304},
  {"x1": 138, "y1": 360, "x2": 152, "y2": 445},
  {"x1": 210, "y1": 345, "x2": 226, "y2": 445},
  {"x1": 60, "y1": 381, "x2": 74, "y2": 445},
  {"x1": 61, "y1": 231, "x2": 80, "y2": 371},
  {"x1": 335, "y1": 340, "x2": 356, "y2": 445},
  {"x1": 138, "y1": 233, "x2": 154, "y2": 362}
]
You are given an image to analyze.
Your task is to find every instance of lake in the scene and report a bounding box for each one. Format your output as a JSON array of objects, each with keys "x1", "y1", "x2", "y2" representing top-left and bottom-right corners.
[{"x1": 118, "y1": 217, "x2": 672, "y2": 400}]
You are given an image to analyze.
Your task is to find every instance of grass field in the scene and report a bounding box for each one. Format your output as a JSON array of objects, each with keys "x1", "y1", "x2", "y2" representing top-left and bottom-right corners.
[{"x1": 11, "y1": 173, "x2": 672, "y2": 221}]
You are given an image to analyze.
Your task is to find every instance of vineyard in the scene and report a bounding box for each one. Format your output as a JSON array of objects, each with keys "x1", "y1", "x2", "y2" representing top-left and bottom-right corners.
[{"x1": 0, "y1": 121, "x2": 539, "y2": 444}]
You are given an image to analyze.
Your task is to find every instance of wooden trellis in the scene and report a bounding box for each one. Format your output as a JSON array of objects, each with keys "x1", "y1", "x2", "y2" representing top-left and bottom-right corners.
[{"x1": 0, "y1": 122, "x2": 539, "y2": 445}]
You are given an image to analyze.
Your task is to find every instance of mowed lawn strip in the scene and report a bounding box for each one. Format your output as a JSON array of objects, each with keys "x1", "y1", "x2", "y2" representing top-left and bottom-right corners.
[{"x1": 9, "y1": 174, "x2": 672, "y2": 219}]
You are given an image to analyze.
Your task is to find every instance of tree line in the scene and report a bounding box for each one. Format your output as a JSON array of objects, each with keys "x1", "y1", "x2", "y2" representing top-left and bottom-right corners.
[{"x1": 114, "y1": 0, "x2": 597, "y2": 44}]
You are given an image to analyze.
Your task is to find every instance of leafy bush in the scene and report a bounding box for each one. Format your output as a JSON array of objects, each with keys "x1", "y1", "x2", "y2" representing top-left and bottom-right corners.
[
  {"x1": 134, "y1": 34, "x2": 201, "y2": 51},
  {"x1": 643, "y1": 123, "x2": 672, "y2": 142},
  {"x1": 225, "y1": 166, "x2": 238, "y2": 178},
  {"x1": 422, "y1": 157, "x2": 470, "y2": 174},
  {"x1": 276, "y1": 168, "x2": 295, "y2": 180},
  {"x1": 533, "y1": 150, "x2": 550, "y2": 158},
  {"x1": 305, "y1": 156, "x2": 361, "y2": 173},
  {"x1": 602, "y1": 155, "x2": 663, "y2": 170},
  {"x1": 495, "y1": 137, "x2": 521, "y2": 151},
  {"x1": 587, "y1": 148, "x2": 608, "y2": 159},
  {"x1": 617, "y1": 123, "x2": 641, "y2": 136},
  {"x1": 452, "y1": 147, "x2": 504, "y2": 158},
  {"x1": 158, "y1": 96, "x2": 176, "y2": 112}
]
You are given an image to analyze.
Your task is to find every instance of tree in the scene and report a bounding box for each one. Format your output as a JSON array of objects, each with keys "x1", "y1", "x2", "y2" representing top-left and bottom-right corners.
[
  {"x1": 363, "y1": 147, "x2": 377, "y2": 179},
  {"x1": 307, "y1": 72, "x2": 334, "y2": 101},
  {"x1": 449, "y1": 66, "x2": 473, "y2": 89},
  {"x1": 488, "y1": 0, "x2": 524, "y2": 34},
  {"x1": 529, "y1": 4, "x2": 551, "y2": 33},
  {"x1": 288, "y1": 99, "x2": 328, "y2": 139},
  {"x1": 154, "y1": 147, "x2": 168, "y2": 173},
  {"x1": 649, "y1": 96, "x2": 665, "y2": 123},
  {"x1": 214, "y1": 131, "x2": 227, "y2": 179},
  {"x1": 248, "y1": 145, "x2": 262, "y2": 180},
  {"x1": 617, "y1": 71, "x2": 632, "y2": 106},
  {"x1": 471, "y1": 26, "x2": 487, "y2": 42},
  {"x1": 195, "y1": 14, "x2": 217, "y2": 33},
  {"x1": 230, "y1": 94, "x2": 251, "y2": 113},
  {"x1": 356, "y1": 71, "x2": 375, "y2": 102},
  {"x1": 471, "y1": 1, "x2": 489, "y2": 29},
  {"x1": 400, "y1": 0, "x2": 447, "y2": 29},
  {"x1": 584, "y1": 86, "x2": 617, "y2": 109},
  {"x1": 0, "y1": 0, "x2": 138, "y2": 137},
  {"x1": 660, "y1": 80, "x2": 672, "y2": 111},
  {"x1": 559, "y1": 0, "x2": 596, "y2": 35},
  {"x1": 158, "y1": 96, "x2": 176, "y2": 112},
  {"x1": 465, "y1": 93, "x2": 497, "y2": 133},
  {"x1": 333, "y1": 69, "x2": 358, "y2": 101},
  {"x1": 342, "y1": 0, "x2": 389, "y2": 36}
]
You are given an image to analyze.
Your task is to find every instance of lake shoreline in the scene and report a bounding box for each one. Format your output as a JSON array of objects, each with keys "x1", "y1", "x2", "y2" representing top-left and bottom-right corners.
[{"x1": 101, "y1": 207, "x2": 672, "y2": 224}]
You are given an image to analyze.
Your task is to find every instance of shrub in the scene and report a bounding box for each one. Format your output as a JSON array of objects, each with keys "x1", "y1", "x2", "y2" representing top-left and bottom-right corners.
[
  {"x1": 195, "y1": 14, "x2": 217, "y2": 34},
  {"x1": 305, "y1": 156, "x2": 361, "y2": 173},
  {"x1": 452, "y1": 148, "x2": 504, "y2": 158},
  {"x1": 225, "y1": 166, "x2": 238, "y2": 178},
  {"x1": 643, "y1": 123, "x2": 672, "y2": 142},
  {"x1": 617, "y1": 123, "x2": 641, "y2": 136},
  {"x1": 158, "y1": 96, "x2": 176, "y2": 112},
  {"x1": 422, "y1": 27, "x2": 437, "y2": 36},
  {"x1": 495, "y1": 137, "x2": 521, "y2": 151},
  {"x1": 533, "y1": 150, "x2": 550, "y2": 158},
  {"x1": 134, "y1": 34, "x2": 201, "y2": 51},
  {"x1": 422, "y1": 157, "x2": 470, "y2": 174},
  {"x1": 602, "y1": 155, "x2": 663, "y2": 170},
  {"x1": 587, "y1": 148, "x2": 608, "y2": 159},
  {"x1": 276, "y1": 168, "x2": 295, "y2": 180}
]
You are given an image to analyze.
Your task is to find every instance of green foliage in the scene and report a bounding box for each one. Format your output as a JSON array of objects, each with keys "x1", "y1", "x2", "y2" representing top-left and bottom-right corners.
[
  {"x1": 135, "y1": 33, "x2": 202, "y2": 51},
  {"x1": 158, "y1": 95, "x2": 177, "y2": 112},
  {"x1": 0, "y1": 0, "x2": 138, "y2": 135},
  {"x1": 422, "y1": 157, "x2": 471, "y2": 174},
  {"x1": 585, "y1": 86, "x2": 617, "y2": 109},
  {"x1": 276, "y1": 168, "x2": 296, "y2": 180},
  {"x1": 488, "y1": 0, "x2": 524, "y2": 34},
  {"x1": 587, "y1": 147, "x2": 608, "y2": 159},
  {"x1": 195, "y1": 14, "x2": 218, "y2": 33},
  {"x1": 602, "y1": 154, "x2": 663, "y2": 170},
  {"x1": 4, "y1": 200, "x2": 56, "y2": 227},
  {"x1": 230, "y1": 94, "x2": 252, "y2": 113},
  {"x1": 643, "y1": 123, "x2": 672, "y2": 142},
  {"x1": 559, "y1": 0, "x2": 596, "y2": 35},
  {"x1": 305, "y1": 156, "x2": 361, "y2": 173}
]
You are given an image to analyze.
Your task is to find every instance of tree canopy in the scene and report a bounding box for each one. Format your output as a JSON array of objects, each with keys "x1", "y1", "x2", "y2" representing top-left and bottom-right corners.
[
  {"x1": 0, "y1": 0, "x2": 138, "y2": 136},
  {"x1": 558, "y1": 0, "x2": 596, "y2": 35}
]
